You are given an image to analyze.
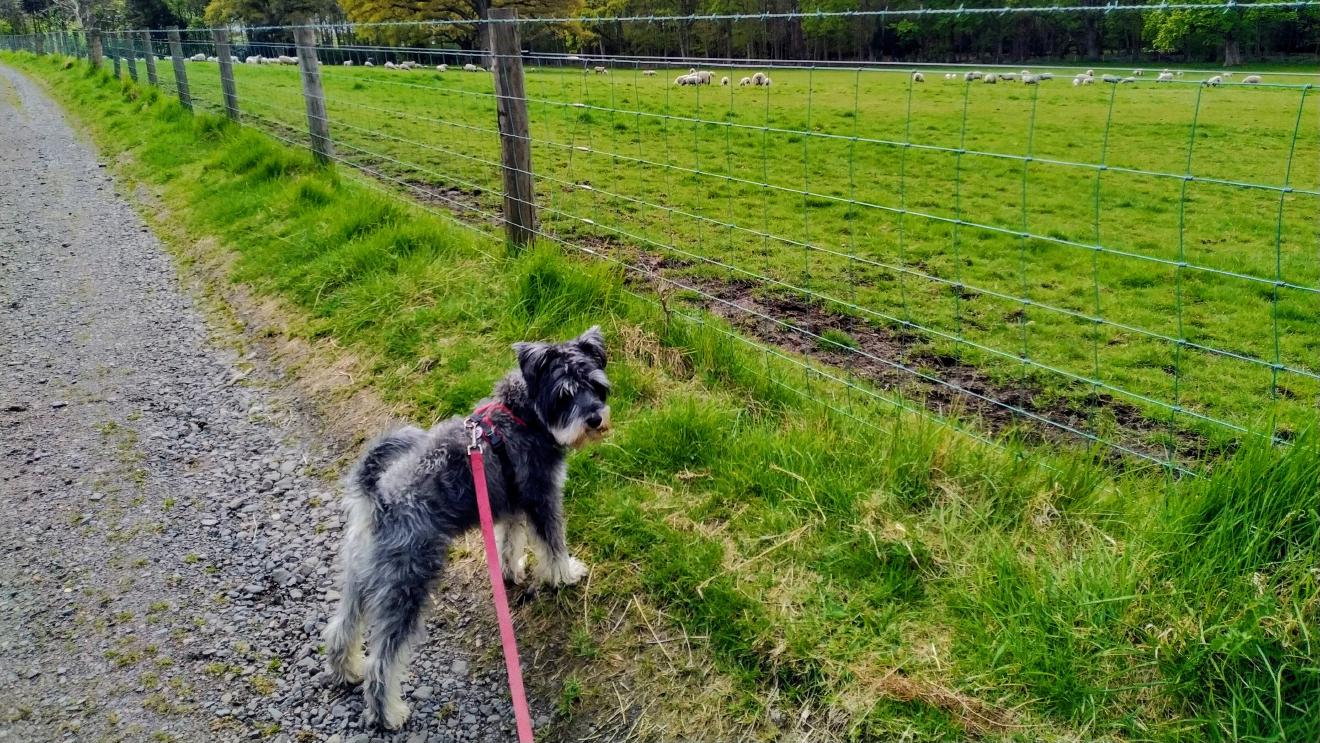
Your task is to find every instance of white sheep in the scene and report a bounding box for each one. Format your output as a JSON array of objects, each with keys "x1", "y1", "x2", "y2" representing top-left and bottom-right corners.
[
  {"x1": 1133, "y1": 68, "x2": 1144, "y2": 76},
  {"x1": 464, "y1": 63, "x2": 478, "y2": 72},
  {"x1": 983, "y1": 73, "x2": 998, "y2": 84},
  {"x1": 964, "y1": 70, "x2": 983, "y2": 81},
  {"x1": 206, "y1": 55, "x2": 217, "y2": 62},
  {"x1": 384, "y1": 61, "x2": 396, "y2": 69},
  {"x1": 697, "y1": 70, "x2": 715, "y2": 84},
  {"x1": 675, "y1": 73, "x2": 697, "y2": 86},
  {"x1": 1175, "y1": 70, "x2": 1184, "y2": 77},
  {"x1": 912, "y1": 71, "x2": 924, "y2": 83},
  {"x1": 279, "y1": 55, "x2": 297, "y2": 65},
  {"x1": 189, "y1": 53, "x2": 205, "y2": 62},
  {"x1": 751, "y1": 71, "x2": 768, "y2": 86},
  {"x1": 763, "y1": 76, "x2": 772, "y2": 86},
  {"x1": 1242, "y1": 74, "x2": 1262, "y2": 84},
  {"x1": 1022, "y1": 73, "x2": 1039, "y2": 84},
  {"x1": 1038, "y1": 72, "x2": 1054, "y2": 80},
  {"x1": 400, "y1": 61, "x2": 417, "y2": 69},
  {"x1": 244, "y1": 55, "x2": 261, "y2": 65},
  {"x1": 944, "y1": 73, "x2": 957, "y2": 80},
  {"x1": 642, "y1": 70, "x2": 656, "y2": 76},
  {"x1": 1085, "y1": 69, "x2": 1095, "y2": 76},
  {"x1": 437, "y1": 64, "x2": 447, "y2": 72},
  {"x1": 342, "y1": 60, "x2": 354, "y2": 66},
  {"x1": 364, "y1": 60, "x2": 374, "y2": 67},
  {"x1": 593, "y1": 65, "x2": 608, "y2": 74},
  {"x1": 1222, "y1": 72, "x2": 1234, "y2": 78},
  {"x1": 1101, "y1": 74, "x2": 1120, "y2": 83},
  {"x1": 721, "y1": 75, "x2": 729, "y2": 86},
  {"x1": 1000, "y1": 72, "x2": 1016, "y2": 81},
  {"x1": 1119, "y1": 76, "x2": 1136, "y2": 84},
  {"x1": 1203, "y1": 75, "x2": 1222, "y2": 87},
  {"x1": 1156, "y1": 71, "x2": 1174, "y2": 82},
  {"x1": 1073, "y1": 75, "x2": 1094, "y2": 86},
  {"x1": 739, "y1": 76, "x2": 752, "y2": 86}
]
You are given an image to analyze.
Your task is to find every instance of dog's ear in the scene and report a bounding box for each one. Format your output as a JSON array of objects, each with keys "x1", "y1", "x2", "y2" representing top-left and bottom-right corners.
[
  {"x1": 514, "y1": 341, "x2": 554, "y2": 383},
  {"x1": 575, "y1": 325, "x2": 607, "y2": 368}
]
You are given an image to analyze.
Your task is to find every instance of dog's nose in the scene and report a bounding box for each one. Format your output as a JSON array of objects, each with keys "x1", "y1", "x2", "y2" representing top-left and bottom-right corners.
[{"x1": 586, "y1": 413, "x2": 603, "y2": 430}]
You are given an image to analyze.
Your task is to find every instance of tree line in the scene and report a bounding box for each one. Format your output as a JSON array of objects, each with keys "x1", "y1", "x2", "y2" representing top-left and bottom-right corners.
[{"x1": 4, "y1": 0, "x2": 1317, "y2": 65}]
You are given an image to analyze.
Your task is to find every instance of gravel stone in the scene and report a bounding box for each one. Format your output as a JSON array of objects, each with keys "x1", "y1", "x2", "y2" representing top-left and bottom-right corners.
[{"x1": 0, "y1": 64, "x2": 559, "y2": 742}]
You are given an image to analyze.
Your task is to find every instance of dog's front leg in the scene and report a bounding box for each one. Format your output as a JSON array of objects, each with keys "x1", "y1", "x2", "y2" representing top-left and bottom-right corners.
[
  {"x1": 495, "y1": 513, "x2": 528, "y2": 585},
  {"x1": 525, "y1": 466, "x2": 587, "y2": 587}
]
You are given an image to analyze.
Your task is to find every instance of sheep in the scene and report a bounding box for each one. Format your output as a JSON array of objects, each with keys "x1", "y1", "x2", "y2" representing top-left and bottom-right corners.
[
  {"x1": 1073, "y1": 75, "x2": 1093, "y2": 86},
  {"x1": 400, "y1": 60, "x2": 417, "y2": 69},
  {"x1": 279, "y1": 55, "x2": 297, "y2": 65},
  {"x1": 964, "y1": 70, "x2": 983, "y2": 81},
  {"x1": 1085, "y1": 69, "x2": 1095, "y2": 76},
  {"x1": 206, "y1": 55, "x2": 217, "y2": 62},
  {"x1": 364, "y1": 60, "x2": 374, "y2": 67},
  {"x1": 1222, "y1": 71, "x2": 1234, "y2": 78},
  {"x1": 675, "y1": 73, "x2": 698, "y2": 86},
  {"x1": 642, "y1": 69, "x2": 656, "y2": 76},
  {"x1": 739, "y1": 76, "x2": 752, "y2": 86},
  {"x1": 1119, "y1": 76, "x2": 1136, "y2": 84},
  {"x1": 1242, "y1": 74, "x2": 1262, "y2": 84},
  {"x1": 1175, "y1": 70, "x2": 1184, "y2": 77},
  {"x1": 1133, "y1": 68, "x2": 1144, "y2": 76},
  {"x1": 1203, "y1": 75, "x2": 1222, "y2": 87},
  {"x1": 1156, "y1": 71, "x2": 1174, "y2": 82},
  {"x1": 912, "y1": 71, "x2": 924, "y2": 83},
  {"x1": 1038, "y1": 72, "x2": 1054, "y2": 81},
  {"x1": 983, "y1": 73, "x2": 998, "y2": 84},
  {"x1": 1000, "y1": 72, "x2": 1016, "y2": 81},
  {"x1": 751, "y1": 71, "x2": 768, "y2": 86},
  {"x1": 464, "y1": 63, "x2": 478, "y2": 72},
  {"x1": 244, "y1": 55, "x2": 261, "y2": 65},
  {"x1": 1101, "y1": 74, "x2": 1120, "y2": 83},
  {"x1": 721, "y1": 75, "x2": 729, "y2": 86},
  {"x1": 944, "y1": 73, "x2": 957, "y2": 80},
  {"x1": 384, "y1": 61, "x2": 396, "y2": 69},
  {"x1": 189, "y1": 53, "x2": 206, "y2": 62},
  {"x1": 1022, "y1": 73, "x2": 1039, "y2": 84},
  {"x1": 763, "y1": 76, "x2": 772, "y2": 86},
  {"x1": 342, "y1": 60, "x2": 354, "y2": 66},
  {"x1": 437, "y1": 64, "x2": 447, "y2": 72},
  {"x1": 695, "y1": 70, "x2": 714, "y2": 84},
  {"x1": 593, "y1": 65, "x2": 608, "y2": 74}
]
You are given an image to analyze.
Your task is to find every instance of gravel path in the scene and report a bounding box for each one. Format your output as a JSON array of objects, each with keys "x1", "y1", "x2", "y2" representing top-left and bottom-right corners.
[{"x1": 0, "y1": 64, "x2": 541, "y2": 742}]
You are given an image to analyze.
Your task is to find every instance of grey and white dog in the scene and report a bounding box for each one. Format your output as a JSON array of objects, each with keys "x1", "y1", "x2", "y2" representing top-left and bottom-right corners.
[{"x1": 323, "y1": 326, "x2": 611, "y2": 730}]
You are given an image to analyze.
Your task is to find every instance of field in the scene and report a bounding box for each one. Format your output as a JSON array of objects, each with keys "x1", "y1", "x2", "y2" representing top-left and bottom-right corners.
[
  {"x1": 10, "y1": 49, "x2": 1320, "y2": 742},
  {"x1": 152, "y1": 52, "x2": 1320, "y2": 461}
]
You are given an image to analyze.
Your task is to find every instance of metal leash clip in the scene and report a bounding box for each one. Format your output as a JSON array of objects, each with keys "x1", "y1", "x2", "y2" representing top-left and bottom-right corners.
[{"x1": 464, "y1": 417, "x2": 482, "y2": 454}]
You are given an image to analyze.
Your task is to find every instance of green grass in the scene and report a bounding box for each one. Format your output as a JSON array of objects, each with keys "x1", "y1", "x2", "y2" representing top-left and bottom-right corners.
[
  {"x1": 9, "y1": 51, "x2": 1319, "y2": 742},
  {"x1": 145, "y1": 54, "x2": 1320, "y2": 455}
]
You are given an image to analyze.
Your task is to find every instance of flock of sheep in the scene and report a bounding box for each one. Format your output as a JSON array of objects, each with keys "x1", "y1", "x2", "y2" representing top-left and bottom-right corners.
[
  {"x1": 924, "y1": 67, "x2": 1265, "y2": 87},
  {"x1": 180, "y1": 53, "x2": 1270, "y2": 90}
]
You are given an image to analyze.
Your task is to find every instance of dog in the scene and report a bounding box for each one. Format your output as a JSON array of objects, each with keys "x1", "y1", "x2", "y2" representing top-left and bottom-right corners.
[{"x1": 322, "y1": 326, "x2": 611, "y2": 729}]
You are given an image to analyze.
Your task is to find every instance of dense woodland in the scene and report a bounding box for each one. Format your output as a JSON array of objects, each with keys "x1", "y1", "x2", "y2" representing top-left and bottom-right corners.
[{"x1": 4, "y1": 0, "x2": 1318, "y2": 65}]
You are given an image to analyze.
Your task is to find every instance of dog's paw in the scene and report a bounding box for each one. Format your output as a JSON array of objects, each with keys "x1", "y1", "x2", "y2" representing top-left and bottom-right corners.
[
  {"x1": 503, "y1": 554, "x2": 528, "y2": 586},
  {"x1": 330, "y1": 655, "x2": 365, "y2": 686},
  {"x1": 545, "y1": 555, "x2": 588, "y2": 587},
  {"x1": 366, "y1": 698, "x2": 411, "y2": 731}
]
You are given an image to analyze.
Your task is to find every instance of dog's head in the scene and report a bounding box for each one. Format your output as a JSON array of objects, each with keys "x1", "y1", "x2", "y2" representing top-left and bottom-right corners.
[{"x1": 514, "y1": 326, "x2": 611, "y2": 448}]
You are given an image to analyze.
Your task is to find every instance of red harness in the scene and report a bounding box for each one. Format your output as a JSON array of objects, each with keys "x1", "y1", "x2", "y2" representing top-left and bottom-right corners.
[{"x1": 465, "y1": 403, "x2": 535, "y2": 743}]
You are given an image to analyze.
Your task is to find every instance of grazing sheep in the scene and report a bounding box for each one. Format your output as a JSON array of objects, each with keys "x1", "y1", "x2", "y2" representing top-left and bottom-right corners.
[
  {"x1": 1022, "y1": 73, "x2": 1039, "y2": 84},
  {"x1": 1156, "y1": 71, "x2": 1174, "y2": 82},
  {"x1": 279, "y1": 55, "x2": 297, "y2": 65},
  {"x1": 343, "y1": 60, "x2": 354, "y2": 66},
  {"x1": 1038, "y1": 72, "x2": 1054, "y2": 80},
  {"x1": 912, "y1": 71, "x2": 924, "y2": 83},
  {"x1": 1000, "y1": 72, "x2": 1016, "y2": 81},
  {"x1": 1242, "y1": 74, "x2": 1262, "y2": 84},
  {"x1": 244, "y1": 55, "x2": 261, "y2": 64},
  {"x1": 751, "y1": 71, "x2": 768, "y2": 86},
  {"x1": 189, "y1": 53, "x2": 205, "y2": 62},
  {"x1": 1101, "y1": 74, "x2": 1120, "y2": 83},
  {"x1": 593, "y1": 65, "x2": 608, "y2": 74},
  {"x1": 1175, "y1": 70, "x2": 1184, "y2": 77},
  {"x1": 739, "y1": 76, "x2": 752, "y2": 86},
  {"x1": 675, "y1": 74, "x2": 698, "y2": 86},
  {"x1": 1085, "y1": 69, "x2": 1095, "y2": 76},
  {"x1": 1073, "y1": 75, "x2": 1094, "y2": 86},
  {"x1": 384, "y1": 61, "x2": 396, "y2": 69},
  {"x1": 964, "y1": 70, "x2": 983, "y2": 81},
  {"x1": 1133, "y1": 68, "x2": 1144, "y2": 76},
  {"x1": 206, "y1": 55, "x2": 217, "y2": 62},
  {"x1": 1203, "y1": 75, "x2": 1222, "y2": 87},
  {"x1": 642, "y1": 70, "x2": 656, "y2": 76},
  {"x1": 721, "y1": 75, "x2": 729, "y2": 86},
  {"x1": 983, "y1": 73, "x2": 998, "y2": 84},
  {"x1": 400, "y1": 61, "x2": 417, "y2": 69},
  {"x1": 1222, "y1": 72, "x2": 1234, "y2": 78},
  {"x1": 437, "y1": 64, "x2": 447, "y2": 72},
  {"x1": 464, "y1": 63, "x2": 478, "y2": 72},
  {"x1": 364, "y1": 60, "x2": 374, "y2": 67},
  {"x1": 944, "y1": 73, "x2": 957, "y2": 80},
  {"x1": 764, "y1": 77, "x2": 772, "y2": 86},
  {"x1": 697, "y1": 70, "x2": 715, "y2": 84}
]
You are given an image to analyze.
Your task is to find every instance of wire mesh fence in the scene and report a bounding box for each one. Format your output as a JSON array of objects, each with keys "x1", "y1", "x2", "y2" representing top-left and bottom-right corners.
[{"x1": 5, "y1": 5, "x2": 1319, "y2": 474}]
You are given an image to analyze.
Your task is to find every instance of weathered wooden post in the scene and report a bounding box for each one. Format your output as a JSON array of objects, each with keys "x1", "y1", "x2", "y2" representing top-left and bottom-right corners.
[
  {"x1": 140, "y1": 31, "x2": 158, "y2": 86},
  {"x1": 111, "y1": 34, "x2": 122, "y2": 77},
  {"x1": 489, "y1": 8, "x2": 537, "y2": 248},
  {"x1": 125, "y1": 34, "x2": 139, "y2": 82},
  {"x1": 33, "y1": 33, "x2": 44, "y2": 55},
  {"x1": 293, "y1": 25, "x2": 332, "y2": 165},
  {"x1": 213, "y1": 28, "x2": 240, "y2": 121},
  {"x1": 166, "y1": 28, "x2": 191, "y2": 110},
  {"x1": 89, "y1": 30, "x2": 102, "y2": 68}
]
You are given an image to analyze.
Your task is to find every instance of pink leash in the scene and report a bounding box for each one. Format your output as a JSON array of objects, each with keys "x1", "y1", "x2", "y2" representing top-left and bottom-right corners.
[{"x1": 467, "y1": 424, "x2": 536, "y2": 743}]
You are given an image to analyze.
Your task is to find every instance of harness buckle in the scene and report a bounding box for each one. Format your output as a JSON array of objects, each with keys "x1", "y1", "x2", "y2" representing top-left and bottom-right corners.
[{"x1": 464, "y1": 417, "x2": 482, "y2": 454}]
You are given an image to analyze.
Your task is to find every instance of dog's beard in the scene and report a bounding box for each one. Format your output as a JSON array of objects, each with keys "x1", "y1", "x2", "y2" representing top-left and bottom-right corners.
[{"x1": 551, "y1": 406, "x2": 610, "y2": 449}]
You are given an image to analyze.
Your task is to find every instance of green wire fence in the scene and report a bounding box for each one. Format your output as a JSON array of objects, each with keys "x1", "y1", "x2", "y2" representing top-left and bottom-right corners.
[{"x1": 4, "y1": 6, "x2": 1318, "y2": 474}]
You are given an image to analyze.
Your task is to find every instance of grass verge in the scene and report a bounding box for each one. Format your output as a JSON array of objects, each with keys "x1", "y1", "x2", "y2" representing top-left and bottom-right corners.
[{"x1": 7, "y1": 52, "x2": 1319, "y2": 742}]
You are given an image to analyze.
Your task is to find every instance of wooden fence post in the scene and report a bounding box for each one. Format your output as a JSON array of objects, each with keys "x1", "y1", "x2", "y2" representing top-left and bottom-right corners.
[
  {"x1": 489, "y1": 8, "x2": 537, "y2": 249},
  {"x1": 125, "y1": 34, "x2": 139, "y2": 82},
  {"x1": 140, "y1": 31, "x2": 158, "y2": 86},
  {"x1": 167, "y1": 28, "x2": 191, "y2": 110},
  {"x1": 293, "y1": 25, "x2": 333, "y2": 165},
  {"x1": 213, "y1": 28, "x2": 240, "y2": 121},
  {"x1": 111, "y1": 34, "x2": 122, "y2": 77},
  {"x1": 89, "y1": 30, "x2": 102, "y2": 68},
  {"x1": 34, "y1": 33, "x2": 43, "y2": 55}
]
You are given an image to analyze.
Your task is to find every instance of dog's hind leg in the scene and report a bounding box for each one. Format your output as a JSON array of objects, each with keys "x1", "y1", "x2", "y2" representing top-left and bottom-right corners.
[
  {"x1": 361, "y1": 539, "x2": 446, "y2": 730},
  {"x1": 496, "y1": 513, "x2": 528, "y2": 585},
  {"x1": 323, "y1": 489, "x2": 377, "y2": 684}
]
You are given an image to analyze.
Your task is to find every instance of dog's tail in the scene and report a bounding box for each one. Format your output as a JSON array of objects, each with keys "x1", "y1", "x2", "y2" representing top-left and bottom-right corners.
[{"x1": 325, "y1": 426, "x2": 429, "y2": 685}]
